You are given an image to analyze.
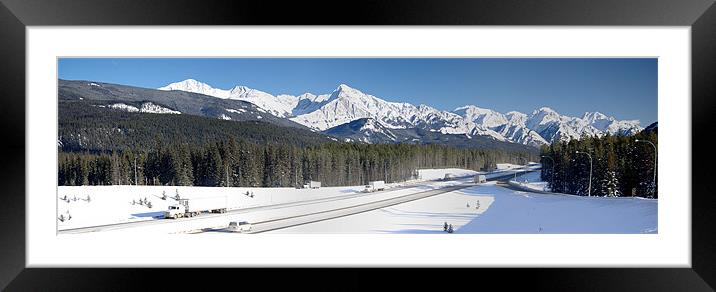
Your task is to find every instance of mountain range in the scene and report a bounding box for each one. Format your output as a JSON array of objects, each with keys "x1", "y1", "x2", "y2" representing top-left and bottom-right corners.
[{"x1": 159, "y1": 79, "x2": 644, "y2": 147}]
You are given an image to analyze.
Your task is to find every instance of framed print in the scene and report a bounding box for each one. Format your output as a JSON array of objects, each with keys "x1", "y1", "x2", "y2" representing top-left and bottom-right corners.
[{"x1": 2, "y1": 0, "x2": 716, "y2": 290}]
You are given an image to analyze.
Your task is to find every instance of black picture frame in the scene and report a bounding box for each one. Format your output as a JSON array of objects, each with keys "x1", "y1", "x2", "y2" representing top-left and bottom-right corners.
[{"x1": 1, "y1": 0, "x2": 715, "y2": 290}]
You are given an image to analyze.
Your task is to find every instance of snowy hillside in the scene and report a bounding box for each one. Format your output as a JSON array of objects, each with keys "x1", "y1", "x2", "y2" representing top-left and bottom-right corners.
[
  {"x1": 101, "y1": 102, "x2": 181, "y2": 114},
  {"x1": 158, "y1": 79, "x2": 644, "y2": 146},
  {"x1": 323, "y1": 118, "x2": 398, "y2": 143}
]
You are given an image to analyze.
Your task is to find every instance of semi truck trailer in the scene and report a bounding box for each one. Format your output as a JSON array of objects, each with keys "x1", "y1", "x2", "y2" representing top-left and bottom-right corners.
[{"x1": 164, "y1": 196, "x2": 228, "y2": 219}]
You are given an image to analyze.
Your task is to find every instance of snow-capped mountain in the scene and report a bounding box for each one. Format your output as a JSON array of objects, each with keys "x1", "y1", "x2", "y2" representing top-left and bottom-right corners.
[
  {"x1": 450, "y1": 105, "x2": 641, "y2": 146},
  {"x1": 159, "y1": 79, "x2": 230, "y2": 98},
  {"x1": 453, "y1": 105, "x2": 509, "y2": 129},
  {"x1": 159, "y1": 79, "x2": 300, "y2": 118},
  {"x1": 519, "y1": 108, "x2": 641, "y2": 142},
  {"x1": 287, "y1": 84, "x2": 509, "y2": 143},
  {"x1": 290, "y1": 84, "x2": 420, "y2": 131},
  {"x1": 492, "y1": 111, "x2": 549, "y2": 147},
  {"x1": 323, "y1": 118, "x2": 398, "y2": 144},
  {"x1": 158, "y1": 79, "x2": 644, "y2": 147}
]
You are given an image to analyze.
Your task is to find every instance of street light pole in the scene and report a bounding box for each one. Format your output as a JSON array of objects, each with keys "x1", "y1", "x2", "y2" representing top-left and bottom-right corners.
[
  {"x1": 635, "y1": 139, "x2": 657, "y2": 197},
  {"x1": 540, "y1": 155, "x2": 555, "y2": 191},
  {"x1": 575, "y1": 151, "x2": 592, "y2": 197}
]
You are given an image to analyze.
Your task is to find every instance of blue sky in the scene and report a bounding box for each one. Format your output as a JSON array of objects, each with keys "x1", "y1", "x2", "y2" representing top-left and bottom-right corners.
[{"x1": 58, "y1": 58, "x2": 657, "y2": 124}]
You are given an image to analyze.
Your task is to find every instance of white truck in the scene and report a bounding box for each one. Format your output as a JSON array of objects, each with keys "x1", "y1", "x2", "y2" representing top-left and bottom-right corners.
[
  {"x1": 474, "y1": 174, "x2": 487, "y2": 184},
  {"x1": 443, "y1": 173, "x2": 453, "y2": 181},
  {"x1": 164, "y1": 196, "x2": 228, "y2": 219},
  {"x1": 303, "y1": 181, "x2": 321, "y2": 189},
  {"x1": 363, "y1": 180, "x2": 386, "y2": 193}
]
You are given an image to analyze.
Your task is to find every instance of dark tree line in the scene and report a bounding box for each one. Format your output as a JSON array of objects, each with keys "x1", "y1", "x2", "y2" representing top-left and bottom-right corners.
[
  {"x1": 539, "y1": 131, "x2": 657, "y2": 198},
  {"x1": 59, "y1": 138, "x2": 538, "y2": 187}
]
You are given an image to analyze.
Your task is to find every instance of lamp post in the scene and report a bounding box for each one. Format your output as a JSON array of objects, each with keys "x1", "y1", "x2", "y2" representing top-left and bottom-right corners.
[
  {"x1": 575, "y1": 151, "x2": 592, "y2": 197},
  {"x1": 540, "y1": 155, "x2": 555, "y2": 191},
  {"x1": 635, "y1": 139, "x2": 657, "y2": 197}
]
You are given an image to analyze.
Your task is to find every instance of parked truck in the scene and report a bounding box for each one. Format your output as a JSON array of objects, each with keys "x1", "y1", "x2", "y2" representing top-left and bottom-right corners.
[
  {"x1": 303, "y1": 181, "x2": 321, "y2": 189},
  {"x1": 442, "y1": 173, "x2": 453, "y2": 181},
  {"x1": 363, "y1": 180, "x2": 386, "y2": 193},
  {"x1": 474, "y1": 174, "x2": 487, "y2": 184},
  {"x1": 164, "y1": 196, "x2": 228, "y2": 219}
]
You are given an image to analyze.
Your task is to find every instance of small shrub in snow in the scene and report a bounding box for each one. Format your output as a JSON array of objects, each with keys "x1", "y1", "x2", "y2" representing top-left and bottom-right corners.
[
  {"x1": 161, "y1": 191, "x2": 167, "y2": 200},
  {"x1": 147, "y1": 201, "x2": 153, "y2": 209},
  {"x1": 58, "y1": 214, "x2": 65, "y2": 222}
]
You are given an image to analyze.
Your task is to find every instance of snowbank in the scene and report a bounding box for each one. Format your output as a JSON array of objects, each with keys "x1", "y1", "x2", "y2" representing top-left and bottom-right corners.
[{"x1": 459, "y1": 184, "x2": 657, "y2": 234}]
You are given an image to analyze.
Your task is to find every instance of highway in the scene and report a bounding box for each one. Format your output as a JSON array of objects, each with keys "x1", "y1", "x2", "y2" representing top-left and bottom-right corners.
[
  {"x1": 202, "y1": 170, "x2": 539, "y2": 234},
  {"x1": 59, "y1": 168, "x2": 539, "y2": 234}
]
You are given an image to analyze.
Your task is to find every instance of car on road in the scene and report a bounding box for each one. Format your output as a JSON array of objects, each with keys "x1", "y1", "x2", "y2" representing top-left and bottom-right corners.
[{"x1": 228, "y1": 221, "x2": 253, "y2": 233}]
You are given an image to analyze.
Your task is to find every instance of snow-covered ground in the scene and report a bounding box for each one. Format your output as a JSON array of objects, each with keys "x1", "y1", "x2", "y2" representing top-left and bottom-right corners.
[
  {"x1": 78, "y1": 177, "x2": 474, "y2": 234},
  {"x1": 271, "y1": 180, "x2": 656, "y2": 234},
  {"x1": 459, "y1": 183, "x2": 657, "y2": 234},
  {"x1": 271, "y1": 183, "x2": 494, "y2": 234},
  {"x1": 58, "y1": 167, "x2": 657, "y2": 234},
  {"x1": 58, "y1": 184, "x2": 360, "y2": 230},
  {"x1": 57, "y1": 168, "x2": 476, "y2": 230}
]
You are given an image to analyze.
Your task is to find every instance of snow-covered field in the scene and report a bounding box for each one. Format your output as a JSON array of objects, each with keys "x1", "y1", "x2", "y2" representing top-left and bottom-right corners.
[
  {"x1": 58, "y1": 184, "x2": 363, "y2": 230},
  {"x1": 80, "y1": 177, "x2": 473, "y2": 234},
  {"x1": 57, "y1": 167, "x2": 657, "y2": 234},
  {"x1": 57, "y1": 168, "x2": 476, "y2": 230},
  {"x1": 459, "y1": 184, "x2": 657, "y2": 234},
  {"x1": 271, "y1": 181, "x2": 656, "y2": 234},
  {"x1": 271, "y1": 183, "x2": 494, "y2": 234}
]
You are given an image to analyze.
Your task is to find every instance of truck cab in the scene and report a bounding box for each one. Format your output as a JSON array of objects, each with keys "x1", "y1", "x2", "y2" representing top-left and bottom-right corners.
[{"x1": 164, "y1": 205, "x2": 184, "y2": 219}]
